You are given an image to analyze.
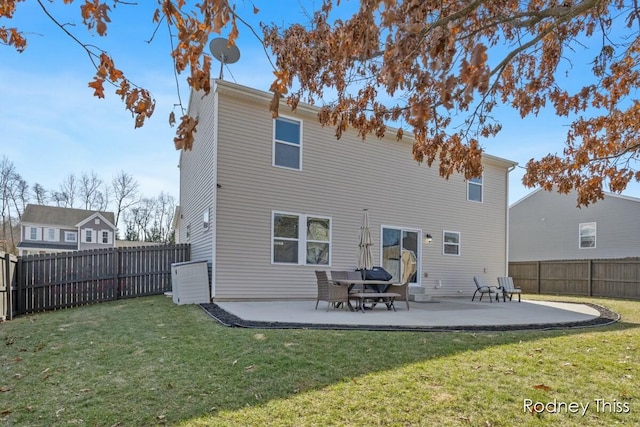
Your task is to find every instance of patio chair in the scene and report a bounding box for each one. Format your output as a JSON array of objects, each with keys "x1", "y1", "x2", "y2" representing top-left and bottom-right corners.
[
  {"x1": 315, "y1": 271, "x2": 350, "y2": 311},
  {"x1": 472, "y1": 276, "x2": 500, "y2": 302},
  {"x1": 497, "y1": 276, "x2": 522, "y2": 302},
  {"x1": 389, "y1": 250, "x2": 417, "y2": 310}
]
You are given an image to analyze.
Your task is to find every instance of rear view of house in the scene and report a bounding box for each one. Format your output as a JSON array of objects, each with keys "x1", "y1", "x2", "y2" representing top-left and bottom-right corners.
[
  {"x1": 18, "y1": 205, "x2": 117, "y2": 255},
  {"x1": 176, "y1": 80, "x2": 516, "y2": 301}
]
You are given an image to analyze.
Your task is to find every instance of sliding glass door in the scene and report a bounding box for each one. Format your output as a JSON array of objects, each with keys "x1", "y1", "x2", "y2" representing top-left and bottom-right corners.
[{"x1": 381, "y1": 226, "x2": 420, "y2": 284}]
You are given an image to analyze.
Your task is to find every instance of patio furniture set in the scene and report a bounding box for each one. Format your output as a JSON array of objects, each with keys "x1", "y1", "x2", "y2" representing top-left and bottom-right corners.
[
  {"x1": 317, "y1": 270, "x2": 523, "y2": 312},
  {"x1": 315, "y1": 269, "x2": 410, "y2": 313},
  {"x1": 472, "y1": 276, "x2": 522, "y2": 303}
]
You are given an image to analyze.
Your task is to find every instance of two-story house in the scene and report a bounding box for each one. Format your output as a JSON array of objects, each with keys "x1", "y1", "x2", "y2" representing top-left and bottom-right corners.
[
  {"x1": 18, "y1": 205, "x2": 117, "y2": 255},
  {"x1": 175, "y1": 80, "x2": 517, "y2": 301},
  {"x1": 509, "y1": 189, "x2": 640, "y2": 261}
]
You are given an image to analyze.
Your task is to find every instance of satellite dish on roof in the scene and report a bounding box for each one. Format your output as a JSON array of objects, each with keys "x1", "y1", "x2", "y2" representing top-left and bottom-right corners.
[{"x1": 209, "y1": 37, "x2": 241, "y2": 80}]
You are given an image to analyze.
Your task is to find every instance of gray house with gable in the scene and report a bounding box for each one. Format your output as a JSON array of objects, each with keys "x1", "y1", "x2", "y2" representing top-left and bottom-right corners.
[
  {"x1": 509, "y1": 189, "x2": 640, "y2": 261},
  {"x1": 17, "y1": 205, "x2": 117, "y2": 255}
]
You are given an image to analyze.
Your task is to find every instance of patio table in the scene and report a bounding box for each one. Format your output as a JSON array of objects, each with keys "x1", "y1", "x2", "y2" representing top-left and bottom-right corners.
[{"x1": 333, "y1": 279, "x2": 399, "y2": 312}]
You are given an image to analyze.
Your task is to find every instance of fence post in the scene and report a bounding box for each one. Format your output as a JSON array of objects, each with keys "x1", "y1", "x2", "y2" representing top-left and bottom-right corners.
[
  {"x1": 15, "y1": 256, "x2": 24, "y2": 316},
  {"x1": 536, "y1": 261, "x2": 541, "y2": 294},
  {"x1": 588, "y1": 259, "x2": 593, "y2": 297},
  {"x1": 114, "y1": 247, "x2": 121, "y2": 300}
]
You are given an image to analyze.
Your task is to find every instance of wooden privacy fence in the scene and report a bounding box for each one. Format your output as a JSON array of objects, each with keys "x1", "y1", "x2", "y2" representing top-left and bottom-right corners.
[
  {"x1": 509, "y1": 258, "x2": 640, "y2": 299},
  {"x1": 2, "y1": 244, "x2": 190, "y2": 318}
]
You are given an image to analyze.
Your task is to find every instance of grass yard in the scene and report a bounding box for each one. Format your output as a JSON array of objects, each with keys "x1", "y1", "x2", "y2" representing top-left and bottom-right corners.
[{"x1": 0, "y1": 295, "x2": 638, "y2": 426}]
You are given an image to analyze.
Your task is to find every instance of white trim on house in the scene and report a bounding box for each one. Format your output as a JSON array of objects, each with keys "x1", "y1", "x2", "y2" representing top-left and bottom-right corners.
[
  {"x1": 210, "y1": 88, "x2": 220, "y2": 300},
  {"x1": 504, "y1": 164, "x2": 516, "y2": 276},
  {"x1": 75, "y1": 212, "x2": 117, "y2": 230}
]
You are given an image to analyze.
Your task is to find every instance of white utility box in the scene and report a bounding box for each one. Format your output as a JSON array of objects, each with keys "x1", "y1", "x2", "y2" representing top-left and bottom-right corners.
[{"x1": 171, "y1": 260, "x2": 210, "y2": 305}]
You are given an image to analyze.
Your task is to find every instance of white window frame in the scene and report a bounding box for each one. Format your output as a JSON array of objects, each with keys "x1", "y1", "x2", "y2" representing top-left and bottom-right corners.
[
  {"x1": 467, "y1": 175, "x2": 483, "y2": 202},
  {"x1": 579, "y1": 222, "x2": 597, "y2": 249},
  {"x1": 84, "y1": 228, "x2": 94, "y2": 243},
  {"x1": 272, "y1": 116, "x2": 303, "y2": 171},
  {"x1": 203, "y1": 208, "x2": 210, "y2": 230},
  {"x1": 101, "y1": 230, "x2": 113, "y2": 244},
  {"x1": 380, "y1": 225, "x2": 422, "y2": 285},
  {"x1": 443, "y1": 230, "x2": 461, "y2": 256},
  {"x1": 44, "y1": 227, "x2": 59, "y2": 242},
  {"x1": 29, "y1": 227, "x2": 39, "y2": 241},
  {"x1": 305, "y1": 215, "x2": 332, "y2": 266},
  {"x1": 271, "y1": 211, "x2": 331, "y2": 266},
  {"x1": 64, "y1": 231, "x2": 77, "y2": 242}
]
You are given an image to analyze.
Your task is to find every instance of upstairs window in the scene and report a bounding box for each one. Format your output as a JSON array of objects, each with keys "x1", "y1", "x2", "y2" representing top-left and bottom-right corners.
[
  {"x1": 45, "y1": 228, "x2": 59, "y2": 242},
  {"x1": 65, "y1": 231, "x2": 77, "y2": 242},
  {"x1": 579, "y1": 222, "x2": 596, "y2": 249},
  {"x1": 29, "y1": 227, "x2": 38, "y2": 240},
  {"x1": 467, "y1": 176, "x2": 483, "y2": 202},
  {"x1": 273, "y1": 117, "x2": 302, "y2": 170},
  {"x1": 84, "y1": 229, "x2": 93, "y2": 243}
]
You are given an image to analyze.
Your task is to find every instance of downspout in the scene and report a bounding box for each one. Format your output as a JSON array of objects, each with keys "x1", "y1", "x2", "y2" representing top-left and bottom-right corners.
[
  {"x1": 505, "y1": 164, "x2": 517, "y2": 276},
  {"x1": 211, "y1": 81, "x2": 220, "y2": 300}
]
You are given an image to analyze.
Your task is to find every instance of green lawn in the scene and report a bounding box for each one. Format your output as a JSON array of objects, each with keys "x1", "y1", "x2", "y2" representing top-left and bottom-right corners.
[{"x1": 0, "y1": 295, "x2": 638, "y2": 426}]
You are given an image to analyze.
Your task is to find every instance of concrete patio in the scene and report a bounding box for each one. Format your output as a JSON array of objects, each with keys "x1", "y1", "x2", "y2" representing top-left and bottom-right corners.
[{"x1": 205, "y1": 297, "x2": 618, "y2": 331}]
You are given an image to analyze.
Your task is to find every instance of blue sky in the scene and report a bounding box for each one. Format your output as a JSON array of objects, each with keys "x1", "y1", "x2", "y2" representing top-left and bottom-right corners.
[{"x1": 2, "y1": 0, "x2": 639, "y2": 206}]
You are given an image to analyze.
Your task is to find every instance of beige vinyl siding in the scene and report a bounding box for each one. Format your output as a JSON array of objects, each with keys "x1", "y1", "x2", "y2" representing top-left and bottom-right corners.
[
  {"x1": 177, "y1": 90, "x2": 216, "y2": 264},
  {"x1": 212, "y1": 82, "x2": 512, "y2": 300},
  {"x1": 510, "y1": 190, "x2": 640, "y2": 261}
]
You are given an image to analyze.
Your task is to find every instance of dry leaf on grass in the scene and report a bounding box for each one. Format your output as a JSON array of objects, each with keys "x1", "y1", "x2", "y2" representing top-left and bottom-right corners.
[{"x1": 533, "y1": 384, "x2": 551, "y2": 392}]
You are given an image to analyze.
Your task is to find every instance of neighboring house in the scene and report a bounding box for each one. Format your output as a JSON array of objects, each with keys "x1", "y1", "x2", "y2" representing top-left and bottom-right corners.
[
  {"x1": 509, "y1": 189, "x2": 640, "y2": 261},
  {"x1": 18, "y1": 205, "x2": 117, "y2": 255},
  {"x1": 175, "y1": 80, "x2": 517, "y2": 300}
]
